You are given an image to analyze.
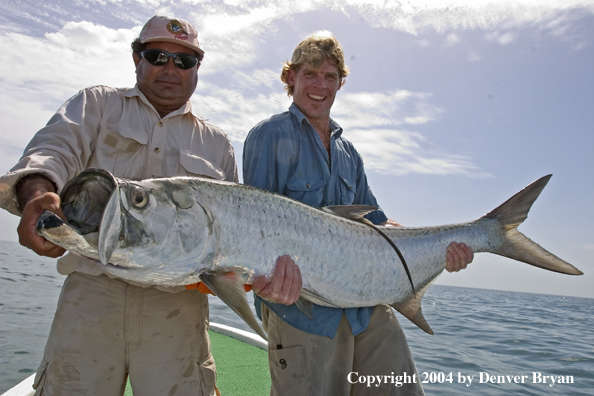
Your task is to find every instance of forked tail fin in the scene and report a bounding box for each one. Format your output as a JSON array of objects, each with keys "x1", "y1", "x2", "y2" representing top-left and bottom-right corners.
[
  {"x1": 485, "y1": 174, "x2": 582, "y2": 275},
  {"x1": 394, "y1": 175, "x2": 582, "y2": 336}
]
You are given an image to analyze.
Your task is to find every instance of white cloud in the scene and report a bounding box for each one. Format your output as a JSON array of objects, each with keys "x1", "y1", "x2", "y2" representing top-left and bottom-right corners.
[
  {"x1": 192, "y1": 80, "x2": 486, "y2": 178},
  {"x1": 191, "y1": 77, "x2": 291, "y2": 142},
  {"x1": 468, "y1": 50, "x2": 481, "y2": 61},
  {"x1": 486, "y1": 31, "x2": 516, "y2": 45},
  {"x1": 3, "y1": 0, "x2": 588, "y2": 178},
  {"x1": 416, "y1": 39, "x2": 431, "y2": 47},
  {"x1": 0, "y1": 21, "x2": 139, "y2": 173},
  {"x1": 344, "y1": 127, "x2": 486, "y2": 176},
  {"x1": 329, "y1": 91, "x2": 488, "y2": 177},
  {"x1": 447, "y1": 33, "x2": 461, "y2": 45},
  {"x1": 333, "y1": 90, "x2": 443, "y2": 128},
  {"x1": 345, "y1": 0, "x2": 594, "y2": 39},
  {"x1": 202, "y1": 6, "x2": 279, "y2": 35}
]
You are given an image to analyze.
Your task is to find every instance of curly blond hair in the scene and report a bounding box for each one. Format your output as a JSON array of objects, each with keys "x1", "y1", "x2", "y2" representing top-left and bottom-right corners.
[{"x1": 281, "y1": 31, "x2": 349, "y2": 96}]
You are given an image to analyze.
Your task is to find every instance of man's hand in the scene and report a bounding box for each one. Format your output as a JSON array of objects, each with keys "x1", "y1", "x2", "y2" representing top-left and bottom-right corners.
[
  {"x1": 16, "y1": 175, "x2": 67, "y2": 258},
  {"x1": 446, "y1": 242, "x2": 473, "y2": 272},
  {"x1": 252, "y1": 255, "x2": 302, "y2": 305},
  {"x1": 18, "y1": 192, "x2": 66, "y2": 257}
]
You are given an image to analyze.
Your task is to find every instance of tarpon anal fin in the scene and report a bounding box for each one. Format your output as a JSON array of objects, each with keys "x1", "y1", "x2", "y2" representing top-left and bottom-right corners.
[
  {"x1": 199, "y1": 272, "x2": 268, "y2": 341},
  {"x1": 323, "y1": 205, "x2": 416, "y2": 294},
  {"x1": 391, "y1": 280, "x2": 434, "y2": 335}
]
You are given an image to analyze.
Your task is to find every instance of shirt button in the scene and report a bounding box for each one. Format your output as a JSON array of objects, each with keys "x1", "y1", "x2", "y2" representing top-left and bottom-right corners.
[
  {"x1": 154, "y1": 147, "x2": 160, "y2": 153},
  {"x1": 158, "y1": 121, "x2": 163, "y2": 127},
  {"x1": 306, "y1": 183, "x2": 310, "y2": 188}
]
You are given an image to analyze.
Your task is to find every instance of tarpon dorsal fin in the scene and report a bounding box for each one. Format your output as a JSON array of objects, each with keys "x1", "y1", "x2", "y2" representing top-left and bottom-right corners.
[
  {"x1": 391, "y1": 280, "x2": 435, "y2": 335},
  {"x1": 321, "y1": 205, "x2": 377, "y2": 225},
  {"x1": 199, "y1": 271, "x2": 268, "y2": 341}
]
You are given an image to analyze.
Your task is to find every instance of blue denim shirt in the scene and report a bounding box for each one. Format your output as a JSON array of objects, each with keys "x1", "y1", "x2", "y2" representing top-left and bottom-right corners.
[{"x1": 242, "y1": 103, "x2": 388, "y2": 338}]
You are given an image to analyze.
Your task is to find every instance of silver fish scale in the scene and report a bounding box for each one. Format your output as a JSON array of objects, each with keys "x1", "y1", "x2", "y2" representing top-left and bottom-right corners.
[{"x1": 190, "y1": 179, "x2": 499, "y2": 307}]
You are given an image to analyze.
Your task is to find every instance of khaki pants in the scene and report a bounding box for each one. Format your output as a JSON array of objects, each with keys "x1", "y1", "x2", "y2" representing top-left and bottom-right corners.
[
  {"x1": 262, "y1": 304, "x2": 425, "y2": 396},
  {"x1": 33, "y1": 272, "x2": 216, "y2": 396}
]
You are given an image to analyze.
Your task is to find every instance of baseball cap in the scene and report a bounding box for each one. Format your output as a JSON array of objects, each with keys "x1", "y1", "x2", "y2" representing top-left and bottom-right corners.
[{"x1": 139, "y1": 15, "x2": 204, "y2": 55}]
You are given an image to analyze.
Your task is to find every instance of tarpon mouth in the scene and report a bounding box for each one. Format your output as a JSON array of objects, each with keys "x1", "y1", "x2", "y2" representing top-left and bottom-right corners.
[
  {"x1": 36, "y1": 169, "x2": 128, "y2": 266},
  {"x1": 60, "y1": 168, "x2": 118, "y2": 235}
]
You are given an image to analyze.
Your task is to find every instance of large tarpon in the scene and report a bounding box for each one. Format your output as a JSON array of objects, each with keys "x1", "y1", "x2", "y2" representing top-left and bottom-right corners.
[{"x1": 36, "y1": 169, "x2": 582, "y2": 339}]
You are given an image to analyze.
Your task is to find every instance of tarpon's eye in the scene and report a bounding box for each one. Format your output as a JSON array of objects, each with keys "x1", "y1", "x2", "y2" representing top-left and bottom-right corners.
[{"x1": 129, "y1": 186, "x2": 149, "y2": 208}]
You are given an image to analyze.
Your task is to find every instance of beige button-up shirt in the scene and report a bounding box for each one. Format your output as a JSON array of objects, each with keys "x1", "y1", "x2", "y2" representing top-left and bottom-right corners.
[{"x1": 0, "y1": 84, "x2": 238, "y2": 284}]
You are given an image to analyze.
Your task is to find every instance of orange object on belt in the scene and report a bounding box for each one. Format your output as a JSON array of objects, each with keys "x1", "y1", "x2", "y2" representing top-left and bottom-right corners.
[{"x1": 185, "y1": 282, "x2": 252, "y2": 295}]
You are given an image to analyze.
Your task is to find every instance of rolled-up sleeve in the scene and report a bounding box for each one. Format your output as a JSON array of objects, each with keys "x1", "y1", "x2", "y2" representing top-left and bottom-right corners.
[{"x1": 0, "y1": 88, "x2": 104, "y2": 215}]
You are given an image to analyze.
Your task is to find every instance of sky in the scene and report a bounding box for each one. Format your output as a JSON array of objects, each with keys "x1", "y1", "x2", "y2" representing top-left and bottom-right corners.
[{"x1": 0, "y1": 0, "x2": 592, "y2": 298}]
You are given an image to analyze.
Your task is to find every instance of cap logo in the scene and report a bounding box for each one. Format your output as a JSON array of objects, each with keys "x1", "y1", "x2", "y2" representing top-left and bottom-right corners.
[{"x1": 166, "y1": 20, "x2": 189, "y2": 41}]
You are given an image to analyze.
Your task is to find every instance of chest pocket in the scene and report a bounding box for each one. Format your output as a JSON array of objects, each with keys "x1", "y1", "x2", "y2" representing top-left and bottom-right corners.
[
  {"x1": 103, "y1": 123, "x2": 149, "y2": 150},
  {"x1": 286, "y1": 177, "x2": 326, "y2": 208},
  {"x1": 338, "y1": 174, "x2": 356, "y2": 205},
  {"x1": 97, "y1": 124, "x2": 148, "y2": 176},
  {"x1": 180, "y1": 150, "x2": 226, "y2": 180}
]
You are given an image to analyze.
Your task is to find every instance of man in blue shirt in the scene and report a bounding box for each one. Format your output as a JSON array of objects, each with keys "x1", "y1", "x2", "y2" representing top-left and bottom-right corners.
[{"x1": 244, "y1": 31, "x2": 473, "y2": 395}]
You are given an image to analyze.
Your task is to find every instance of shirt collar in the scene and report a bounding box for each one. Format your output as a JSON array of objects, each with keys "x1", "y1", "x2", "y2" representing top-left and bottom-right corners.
[
  {"x1": 124, "y1": 84, "x2": 196, "y2": 119},
  {"x1": 289, "y1": 102, "x2": 343, "y2": 138}
]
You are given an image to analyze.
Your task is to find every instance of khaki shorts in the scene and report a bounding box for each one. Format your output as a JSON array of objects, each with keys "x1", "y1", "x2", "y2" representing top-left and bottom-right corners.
[
  {"x1": 262, "y1": 304, "x2": 425, "y2": 396},
  {"x1": 33, "y1": 272, "x2": 216, "y2": 396}
]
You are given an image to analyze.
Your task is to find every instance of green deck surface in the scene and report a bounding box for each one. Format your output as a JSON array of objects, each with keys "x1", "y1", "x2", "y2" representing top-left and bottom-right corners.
[{"x1": 124, "y1": 330, "x2": 270, "y2": 395}]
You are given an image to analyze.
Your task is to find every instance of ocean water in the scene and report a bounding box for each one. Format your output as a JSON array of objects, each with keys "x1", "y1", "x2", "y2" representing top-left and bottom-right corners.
[{"x1": 1, "y1": 239, "x2": 593, "y2": 395}]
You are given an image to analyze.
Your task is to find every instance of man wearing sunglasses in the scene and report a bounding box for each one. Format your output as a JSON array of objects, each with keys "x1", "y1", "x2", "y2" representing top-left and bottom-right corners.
[{"x1": 0, "y1": 15, "x2": 237, "y2": 396}]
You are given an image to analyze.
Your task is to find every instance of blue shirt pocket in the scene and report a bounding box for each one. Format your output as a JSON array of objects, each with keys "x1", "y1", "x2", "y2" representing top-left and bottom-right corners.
[
  {"x1": 338, "y1": 174, "x2": 356, "y2": 205},
  {"x1": 286, "y1": 177, "x2": 326, "y2": 208}
]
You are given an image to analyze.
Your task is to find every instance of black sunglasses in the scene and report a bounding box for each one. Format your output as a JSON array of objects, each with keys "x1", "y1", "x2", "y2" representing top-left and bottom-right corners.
[{"x1": 140, "y1": 49, "x2": 200, "y2": 70}]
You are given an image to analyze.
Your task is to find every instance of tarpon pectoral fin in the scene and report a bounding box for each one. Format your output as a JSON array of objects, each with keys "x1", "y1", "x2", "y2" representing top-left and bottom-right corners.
[
  {"x1": 391, "y1": 281, "x2": 434, "y2": 335},
  {"x1": 297, "y1": 289, "x2": 341, "y2": 312},
  {"x1": 294, "y1": 289, "x2": 342, "y2": 319},
  {"x1": 199, "y1": 272, "x2": 268, "y2": 341},
  {"x1": 294, "y1": 297, "x2": 313, "y2": 319}
]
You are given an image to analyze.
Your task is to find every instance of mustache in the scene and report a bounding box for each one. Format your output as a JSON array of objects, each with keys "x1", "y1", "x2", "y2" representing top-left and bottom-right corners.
[{"x1": 155, "y1": 76, "x2": 182, "y2": 84}]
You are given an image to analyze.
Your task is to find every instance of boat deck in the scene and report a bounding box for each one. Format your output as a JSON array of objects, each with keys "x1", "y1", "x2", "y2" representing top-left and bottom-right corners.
[{"x1": 3, "y1": 324, "x2": 271, "y2": 396}]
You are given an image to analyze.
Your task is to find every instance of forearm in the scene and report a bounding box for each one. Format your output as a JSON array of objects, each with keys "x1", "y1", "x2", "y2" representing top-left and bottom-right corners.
[{"x1": 16, "y1": 174, "x2": 57, "y2": 209}]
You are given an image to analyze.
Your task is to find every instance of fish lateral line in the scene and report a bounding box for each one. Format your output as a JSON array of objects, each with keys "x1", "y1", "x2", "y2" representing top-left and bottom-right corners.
[{"x1": 322, "y1": 205, "x2": 416, "y2": 294}]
